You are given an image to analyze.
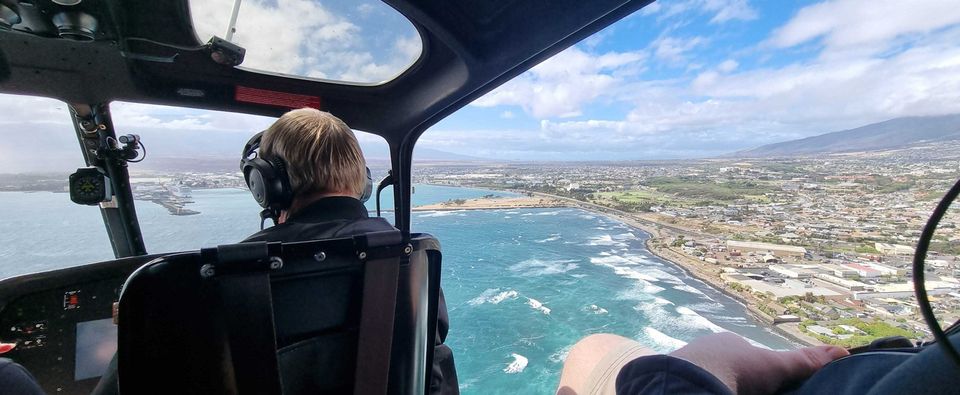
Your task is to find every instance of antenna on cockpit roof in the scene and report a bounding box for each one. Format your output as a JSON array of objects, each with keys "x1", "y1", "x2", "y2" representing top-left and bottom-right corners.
[{"x1": 225, "y1": 0, "x2": 243, "y2": 42}]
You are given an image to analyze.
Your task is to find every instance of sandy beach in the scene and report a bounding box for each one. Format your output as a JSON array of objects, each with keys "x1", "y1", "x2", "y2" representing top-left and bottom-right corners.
[{"x1": 414, "y1": 196, "x2": 567, "y2": 211}]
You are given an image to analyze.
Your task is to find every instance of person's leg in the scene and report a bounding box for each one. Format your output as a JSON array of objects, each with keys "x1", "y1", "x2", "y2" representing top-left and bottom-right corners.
[{"x1": 557, "y1": 334, "x2": 655, "y2": 395}]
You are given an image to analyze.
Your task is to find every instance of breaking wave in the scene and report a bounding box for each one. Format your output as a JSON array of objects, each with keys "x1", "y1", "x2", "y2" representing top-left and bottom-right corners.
[
  {"x1": 643, "y1": 327, "x2": 688, "y2": 351},
  {"x1": 508, "y1": 259, "x2": 579, "y2": 276},
  {"x1": 504, "y1": 353, "x2": 528, "y2": 374},
  {"x1": 535, "y1": 233, "x2": 562, "y2": 243},
  {"x1": 584, "y1": 304, "x2": 609, "y2": 315},
  {"x1": 548, "y1": 345, "x2": 572, "y2": 364},
  {"x1": 468, "y1": 288, "x2": 519, "y2": 306},
  {"x1": 527, "y1": 298, "x2": 551, "y2": 315},
  {"x1": 417, "y1": 210, "x2": 465, "y2": 218}
]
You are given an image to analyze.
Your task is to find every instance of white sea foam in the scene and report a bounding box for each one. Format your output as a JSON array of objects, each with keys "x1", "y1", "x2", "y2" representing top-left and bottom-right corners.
[
  {"x1": 584, "y1": 304, "x2": 609, "y2": 315},
  {"x1": 644, "y1": 327, "x2": 688, "y2": 351},
  {"x1": 641, "y1": 268, "x2": 682, "y2": 283},
  {"x1": 548, "y1": 345, "x2": 573, "y2": 364},
  {"x1": 509, "y1": 259, "x2": 579, "y2": 276},
  {"x1": 617, "y1": 281, "x2": 666, "y2": 300},
  {"x1": 417, "y1": 210, "x2": 466, "y2": 218},
  {"x1": 527, "y1": 298, "x2": 551, "y2": 315},
  {"x1": 586, "y1": 234, "x2": 628, "y2": 247},
  {"x1": 596, "y1": 262, "x2": 662, "y2": 285},
  {"x1": 468, "y1": 289, "x2": 500, "y2": 305},
  {"x1": 672, "y1": 284, "x2": 707, "y2": 295},
  {"x1": 676, "y1": 306, "x2": 727, "y2": 333},
  {"x1": 521, "y1": 210, "x2": 563, "y2": 217},
  {"x1": 535, "y1": 233, "x2": 562, "y2": 243},
  {"x1": 590, "y1": 255, "x2": 629, "y2": 265},
  {"x1": 683, "y1": 302, "x2": 725, "y2": 313},
  {"x1": 490, "y1": 290, "x2": 519, "y2": 304},
  {"x1": 468, "y1": 288, "x2": 519, "y2": 305},
  {"x1": 458, "y1": 378, "x2": 478, "y2": 391},
  {"x1": 504, "y1": 353, "x2": 528, "y2": 374},
  {"x1": 653, "y1": 297, "x2": 674, "y2": 306}
]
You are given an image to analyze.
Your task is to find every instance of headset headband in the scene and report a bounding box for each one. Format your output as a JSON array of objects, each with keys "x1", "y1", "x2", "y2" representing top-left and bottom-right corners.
[{"x1": 242, "y1": 130, "x2": 264, "y2": 160}]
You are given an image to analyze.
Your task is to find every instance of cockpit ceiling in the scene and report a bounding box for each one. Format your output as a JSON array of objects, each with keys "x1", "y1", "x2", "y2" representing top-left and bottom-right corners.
[
  {"x1": 187, "y1": 0, "x2": 423, "y2": 85},
  {"x1": 0, "y1": 0, "x2": 653, "y2": 142}
]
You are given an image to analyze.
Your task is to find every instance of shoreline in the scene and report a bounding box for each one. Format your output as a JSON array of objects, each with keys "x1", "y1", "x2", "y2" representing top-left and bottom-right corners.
[
  {"x1": 582, "y1": 203, "x2": 821, "y2": 347},
  {"x1": 418, "y1": 188, "x2": 821, "y2": 347}
]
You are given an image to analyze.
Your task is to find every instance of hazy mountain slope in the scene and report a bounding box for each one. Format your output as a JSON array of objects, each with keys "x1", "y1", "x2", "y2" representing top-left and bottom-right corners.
[{"x1": 737, "y1": 114, "x2": 960, "y2": 157}]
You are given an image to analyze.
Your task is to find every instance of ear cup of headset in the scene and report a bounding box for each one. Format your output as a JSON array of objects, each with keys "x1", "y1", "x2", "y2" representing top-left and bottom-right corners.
[
  {"x1": 360, "y1": 166, "x2": 373, "y2": 203},
  {"x1": 242, "y1": 156, "x2": 293, "y2": 210},
  {"x1": 241, "y1": 131, "x2": 293, "y2": 212}
]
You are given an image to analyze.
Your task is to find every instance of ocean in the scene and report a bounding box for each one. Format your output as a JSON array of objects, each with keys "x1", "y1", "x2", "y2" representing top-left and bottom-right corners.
[{"x1": 0, "y1": 185, "x2": 795, "y2": 394}]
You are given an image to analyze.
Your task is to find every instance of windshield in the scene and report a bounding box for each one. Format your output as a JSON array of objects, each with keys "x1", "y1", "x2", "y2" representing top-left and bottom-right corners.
[
  {"x1": 108, "y1": 101, "x2": 396, "y2": 251},
  {"x1": 2, "y1": 1, "x2": 960, "y2": 394},
  {"x1": 188, "y1": 0, "x2": 422, "y2": 84},
  {"x1": 413, "y1": 1, "x2": 960, "y2": 393},
  {"x1": 0, "y1": 94, "x2": 113, "y2": 278}
]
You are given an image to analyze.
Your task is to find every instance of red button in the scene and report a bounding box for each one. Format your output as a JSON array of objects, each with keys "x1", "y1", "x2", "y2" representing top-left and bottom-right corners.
[{"x1": 0, "y1": 342, "x2": 15, "y2": 354}]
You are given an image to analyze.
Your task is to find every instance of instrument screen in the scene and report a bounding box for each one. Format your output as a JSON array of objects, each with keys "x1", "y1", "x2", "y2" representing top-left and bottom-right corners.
[{"x1": 75, "y1": 318, "x2": 117, "y2": 381}]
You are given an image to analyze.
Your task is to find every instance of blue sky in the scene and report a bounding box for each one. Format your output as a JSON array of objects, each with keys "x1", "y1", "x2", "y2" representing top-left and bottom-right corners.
[
  {"x1": 4, "y1": 0, "x2": 960, "y2": 171},
  {"x1": 421, "y1": 0, "x2": 960, "y2": 160}
]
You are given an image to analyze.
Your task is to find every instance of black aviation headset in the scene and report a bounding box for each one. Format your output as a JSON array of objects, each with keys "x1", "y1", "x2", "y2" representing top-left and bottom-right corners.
[{"x1": 241, "y1": 130, "x2": 373, "y2": 228}]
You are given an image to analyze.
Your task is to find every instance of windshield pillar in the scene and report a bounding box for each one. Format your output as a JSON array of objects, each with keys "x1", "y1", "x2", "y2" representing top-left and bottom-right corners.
[{"x1": 71, "y1": 103, "x2": 147, "y2": 258}]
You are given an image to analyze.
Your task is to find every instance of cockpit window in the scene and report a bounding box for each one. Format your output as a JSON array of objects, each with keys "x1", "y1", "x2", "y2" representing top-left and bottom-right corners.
[
  {"x1": 109, "y1": 101, "x2": 392, "y2": 252},
  {"x1": 0, "y1": 94, "x2": 113, "y2": 279},
  {"x1": 188, "y1": 0, "x2": 422, "y2": 84}
]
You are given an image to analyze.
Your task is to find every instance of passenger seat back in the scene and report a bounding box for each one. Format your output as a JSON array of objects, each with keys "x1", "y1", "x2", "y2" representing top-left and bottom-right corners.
[{"x1": 117, "y1": 230, "x2": 431, "y2": 395}]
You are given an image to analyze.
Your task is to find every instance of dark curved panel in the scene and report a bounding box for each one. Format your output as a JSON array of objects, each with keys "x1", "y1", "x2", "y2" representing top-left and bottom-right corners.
[
  {"x1": 0, "y1": 254, "x2": 161, "y2": 395},
  {"x1": 0, "y1": 47, "x2": 9, "y2": 82}
]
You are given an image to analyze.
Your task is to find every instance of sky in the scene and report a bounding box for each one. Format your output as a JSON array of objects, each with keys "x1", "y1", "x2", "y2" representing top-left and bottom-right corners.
[{"x1": 3, "y1": 0, "x2": 960, "y2": 171}]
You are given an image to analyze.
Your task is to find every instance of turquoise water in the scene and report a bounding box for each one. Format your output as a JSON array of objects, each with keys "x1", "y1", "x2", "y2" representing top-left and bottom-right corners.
[{"x1": 0, "y1": 186, "x2": 795, "y2": 394}]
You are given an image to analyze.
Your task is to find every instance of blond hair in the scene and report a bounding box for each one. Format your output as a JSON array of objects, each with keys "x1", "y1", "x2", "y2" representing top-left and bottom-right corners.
[{"x1": 260, "y1": 108, "x2": 366, "y2": 197}]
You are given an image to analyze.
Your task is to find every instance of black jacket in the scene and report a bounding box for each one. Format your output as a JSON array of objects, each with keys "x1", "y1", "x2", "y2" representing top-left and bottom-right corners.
[{"x1": 244, "y1": 197, "x2": 459, "y2": 395}]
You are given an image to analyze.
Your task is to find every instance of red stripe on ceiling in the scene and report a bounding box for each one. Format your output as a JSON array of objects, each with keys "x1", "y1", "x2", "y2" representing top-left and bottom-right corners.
[{"x1": 235, "y1": 86, "x2": 321, "y2": 110}]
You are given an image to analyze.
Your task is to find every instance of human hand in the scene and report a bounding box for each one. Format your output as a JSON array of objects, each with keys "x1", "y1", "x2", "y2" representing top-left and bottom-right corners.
[{"x1": 669, "y1": 332, "x2": 848, "y2": 395}]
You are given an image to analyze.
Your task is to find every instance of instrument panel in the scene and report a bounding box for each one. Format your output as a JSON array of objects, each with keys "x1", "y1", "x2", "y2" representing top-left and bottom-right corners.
[{"x1": 0, "y1": 256, "x2": 155, "y2": 395}]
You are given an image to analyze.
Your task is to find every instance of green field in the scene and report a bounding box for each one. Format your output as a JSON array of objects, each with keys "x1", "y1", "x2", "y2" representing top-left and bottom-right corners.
[{"x1": 643, "y1": 176, "x2": 776, "y2": 202}]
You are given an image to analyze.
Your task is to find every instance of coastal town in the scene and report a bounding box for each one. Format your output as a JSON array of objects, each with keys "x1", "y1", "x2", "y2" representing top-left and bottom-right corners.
[{"x1": 413, "y1": 144, "x2": 960, "y2": 347}]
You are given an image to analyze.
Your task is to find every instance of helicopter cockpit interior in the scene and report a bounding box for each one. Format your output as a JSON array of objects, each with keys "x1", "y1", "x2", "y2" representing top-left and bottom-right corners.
[
  {"x1": 6, "y1": 0, "x2": 960, "y2": 394},
  {"x1": 0, "y1": 0, "x2": 655, "y2": 393}
]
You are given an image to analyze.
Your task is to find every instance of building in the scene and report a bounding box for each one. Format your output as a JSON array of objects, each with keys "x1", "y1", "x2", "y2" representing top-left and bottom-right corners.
[
  {"x1": 875, "y1": 243, "x2": 916, "y2": 256},
  {"x1": 842, "y1": 263, "x2": 881, "y2": 278},
  {"x1": 726, "y1": 240, "x2": 807, "y2": 257},
  {"x1": 806, "y1": 325, "x2": 836, "y2": 338},
  {"x1": 814, "y1": 273, "x2": 867, "y2": 291},
  {"x1": 770, "y1": 264, "x2": 816, "y2": 279}
]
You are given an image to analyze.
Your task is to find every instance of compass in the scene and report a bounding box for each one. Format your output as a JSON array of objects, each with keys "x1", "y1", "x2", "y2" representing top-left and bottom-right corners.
[{"x1": 69, "y1": 167, "x2": 112, "y2": 205}]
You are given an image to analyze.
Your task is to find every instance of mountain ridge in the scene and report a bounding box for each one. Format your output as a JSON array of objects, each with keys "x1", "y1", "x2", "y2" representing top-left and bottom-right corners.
[{"x1": 734, "y1": 114, "x2": 960, "y2": 157}]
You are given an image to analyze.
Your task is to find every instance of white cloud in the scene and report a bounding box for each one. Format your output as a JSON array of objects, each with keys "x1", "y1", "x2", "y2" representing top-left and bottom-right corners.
[
  {"x1": 717, "y1": 59, "x2": 739, "y2": 73},
  {"x1": 472, "y1": 46, "x2": 645, "y2": 118},
  {"x1": 769, "y1": 0, "x2": 960, "y2": 50},
  {"x1": 643, "y1": 0, "x2": 757, "y2": 24},
  {"x1": 428, "y1": 17, "x2": 960, "y2": 160},
  {"x1": 652, "y1": 36, "x2": 706, "y2": 63},
  {"x1": 704, "y1": 0, "x2": 757, "y2": 24},
  {"x1": 500, "y1": 111, "x2": 515, "y2": 119},
  {"x1": 189, "y1": 0, "x2": 420, "y2": 83}
]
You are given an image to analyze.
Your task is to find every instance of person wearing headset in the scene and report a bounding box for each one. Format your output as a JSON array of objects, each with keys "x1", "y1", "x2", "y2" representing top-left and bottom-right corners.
[{"x1": 241, "y1": 108, "x2": 459, "y2": 395}]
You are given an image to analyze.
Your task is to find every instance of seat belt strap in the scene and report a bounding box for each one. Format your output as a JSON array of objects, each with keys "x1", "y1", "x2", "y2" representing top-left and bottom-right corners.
[
  {"x1": 353, "y1": 255, "x2": 401, "y2": 395},
  {"x1": 219, "y1": 272, "x2": 283, "y2": 395}
]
